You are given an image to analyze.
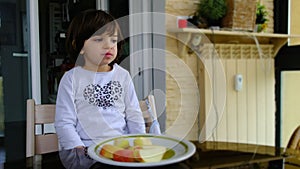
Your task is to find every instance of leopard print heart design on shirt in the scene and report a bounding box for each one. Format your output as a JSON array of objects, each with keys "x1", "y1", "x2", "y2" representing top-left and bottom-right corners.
[{"x1": 83, "y1": 81, "x2": 122, "y2": 109}]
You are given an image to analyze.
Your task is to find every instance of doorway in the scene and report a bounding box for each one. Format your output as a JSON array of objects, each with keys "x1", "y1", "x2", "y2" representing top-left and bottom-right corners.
[
  {"x1": 0, "y1": 0, "x2": 30, "y2": 164},
  {"x1": 39, "y1": 0, "x2": 97, "y2": 104},
  {"x1": 39, "y1": 0, "x2": 131, "y2": 104}
]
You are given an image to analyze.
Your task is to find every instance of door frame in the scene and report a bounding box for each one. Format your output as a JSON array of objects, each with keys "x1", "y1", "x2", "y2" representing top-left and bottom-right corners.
[{"x1": 29, "y1": 0, "x2": 41, "y2": 104}]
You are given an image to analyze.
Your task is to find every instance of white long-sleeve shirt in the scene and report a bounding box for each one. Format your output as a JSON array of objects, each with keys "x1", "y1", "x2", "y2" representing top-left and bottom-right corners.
[{"x1": 54, "y1": 64, "x2": 146, "y2": 150}]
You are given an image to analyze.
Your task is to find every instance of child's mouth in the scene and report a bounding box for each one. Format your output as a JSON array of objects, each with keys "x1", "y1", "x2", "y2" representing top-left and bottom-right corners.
[{"x1": 104, "y1": 52, "x2": 113, "y2": 58}]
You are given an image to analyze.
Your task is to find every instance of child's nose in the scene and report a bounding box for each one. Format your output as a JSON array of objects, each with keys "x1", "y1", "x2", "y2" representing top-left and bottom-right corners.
[{"x1": 103, "y1": 40, "x2": 115, "y2": 49}]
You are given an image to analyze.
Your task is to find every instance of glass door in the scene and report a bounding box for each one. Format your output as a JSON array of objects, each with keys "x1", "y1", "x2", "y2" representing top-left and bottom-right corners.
[{"x1": 0, "y1": 0, "x2": 30, "y2": 165}]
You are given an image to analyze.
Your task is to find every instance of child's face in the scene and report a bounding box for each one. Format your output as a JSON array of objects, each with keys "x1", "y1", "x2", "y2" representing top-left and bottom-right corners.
[{"x1": 80, "y1": 30, "x2": 118, "y2": 70}]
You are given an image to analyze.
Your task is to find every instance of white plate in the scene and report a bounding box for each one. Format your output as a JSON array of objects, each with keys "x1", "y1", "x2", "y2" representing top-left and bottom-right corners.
[{"x1": 87, "y1": 134, "x2": 196, "y2": 167}]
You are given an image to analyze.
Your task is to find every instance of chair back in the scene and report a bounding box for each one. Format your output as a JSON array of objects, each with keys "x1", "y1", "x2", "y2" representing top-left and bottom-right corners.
[
  {"x1": 139, "y1": 95, "x2": 161, "y2": 134},
  {"x1": 26, "y1": 99, "x2": 58, "y2": 157},
  {"x1": 287, "y1": 125, "x2": 300, "y2": 150}
]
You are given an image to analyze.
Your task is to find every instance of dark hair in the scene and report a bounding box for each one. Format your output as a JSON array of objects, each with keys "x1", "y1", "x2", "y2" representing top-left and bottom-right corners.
[{"x1": 65, "y1": 9, "x2": 123, "y2": 66}]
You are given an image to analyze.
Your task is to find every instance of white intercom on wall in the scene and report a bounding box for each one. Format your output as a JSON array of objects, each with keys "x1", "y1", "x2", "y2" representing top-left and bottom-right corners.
[{"x1": 235, "y1": 74, "x2": 243, "y2": 91}]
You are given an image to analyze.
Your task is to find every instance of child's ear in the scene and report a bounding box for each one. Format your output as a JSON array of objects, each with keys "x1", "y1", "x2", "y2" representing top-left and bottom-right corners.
[{"x1": 80, "y1": 50, "x2": 84, "y2": 55}]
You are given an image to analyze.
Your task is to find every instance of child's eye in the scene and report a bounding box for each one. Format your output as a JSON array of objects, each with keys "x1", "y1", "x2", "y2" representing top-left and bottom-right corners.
[
  {"x1": 95, "y1": 38, "x2": 103, "y2": 42},
  {"x1": 111, "y1": 39, "x2": 118, "y2": 43}
]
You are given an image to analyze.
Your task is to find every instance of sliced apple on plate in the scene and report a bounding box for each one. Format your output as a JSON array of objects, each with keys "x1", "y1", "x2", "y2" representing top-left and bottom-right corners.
[
  {"x1": 113, "y1": 149, "x2": 135, "y2": 162},
  {"x1": 99, "y1": 144, "x2": 124, "y2": 159},
  {"x1": 133, "y1": 137, "x2": 152, "y2": 146},
  {"x1": 113, "y1": 137, "x2": 130, "y2": 149},
  {"x1": 134, "y1": 145, "x2": 167, "y2": 163}
]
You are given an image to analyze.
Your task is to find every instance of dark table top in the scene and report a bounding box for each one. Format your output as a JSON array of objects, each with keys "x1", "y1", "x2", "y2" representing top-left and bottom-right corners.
[
  {"x1": 187, "y1": 141, "x2": 285, "y2": 169},
  {"x1": 89, "y1": 141, "x2": 286, "y2": 169},
  {"x1": 2, "y1": 141, "x2": 286, "y2": 169}
]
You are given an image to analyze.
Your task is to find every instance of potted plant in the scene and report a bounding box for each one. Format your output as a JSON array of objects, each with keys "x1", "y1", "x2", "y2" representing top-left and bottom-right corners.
[
  {"x1": 196, "y1": 0, "x2": 227, "y2": 27},
  {"x1": 255, "y1": 2, "x2": 268, "y2": 32}
]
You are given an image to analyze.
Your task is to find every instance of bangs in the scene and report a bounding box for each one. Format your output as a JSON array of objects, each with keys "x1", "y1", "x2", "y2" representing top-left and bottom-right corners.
[{"x1": 94, "y1": 20, "x2": 120, "y2": 37}]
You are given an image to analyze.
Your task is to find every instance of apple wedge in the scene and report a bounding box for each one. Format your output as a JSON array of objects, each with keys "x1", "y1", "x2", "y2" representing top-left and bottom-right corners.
[
  {"x1": 113, "y1": 138, "x2": 130, "y2": 148},
  {"x1": 133, "y1": 137, "x2": 152, "y2": 146},
  {"x1": 99, "y1": 144, "x2": 124, "y2": 159},
  {"x1": 135, "y1": 145, "x2": 167, "y2": 163},
  {"x1": 113, "y1": 149, "x2": 135, "y2": 162}
]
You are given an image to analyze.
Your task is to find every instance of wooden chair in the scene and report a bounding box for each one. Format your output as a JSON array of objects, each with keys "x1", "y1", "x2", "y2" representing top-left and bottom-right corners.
[
  {"x1": 139, "y1": 95, "x2": 161, "y2": 134},
  {"x1": 26, "y1": 95, "x2": 160, "y2": 155},
  {"x1": 26, "y1": 99, "x2": 60, "y2": 168},
  {"x1": 284, "y1": 125, "x2": 300, "y2": 169},
  {"x1": 26, "y1": 95, "x2": 160, "y2": 167},
  {"x1": 26, "y1": 99, "x2": 58, "y2": 158},
  {"x1": 287, "y1": 126, "x2": 300, "y2": 151}
]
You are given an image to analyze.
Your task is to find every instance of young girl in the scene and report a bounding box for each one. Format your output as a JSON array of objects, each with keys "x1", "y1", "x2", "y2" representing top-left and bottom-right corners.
[{"x1": 54, "y1": 9, "x2": 146, "y2": 169}]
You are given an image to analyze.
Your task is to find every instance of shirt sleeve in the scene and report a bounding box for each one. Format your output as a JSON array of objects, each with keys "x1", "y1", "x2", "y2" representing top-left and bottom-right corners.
[
  {"x1": 124, "y1": 74, "x2": 146, "y2": 134},
  {"x1": 54, "y1": 71, "x2": 84, "y2": 150}
]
